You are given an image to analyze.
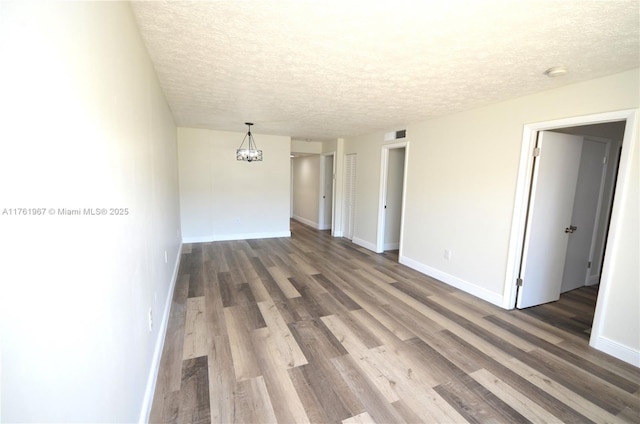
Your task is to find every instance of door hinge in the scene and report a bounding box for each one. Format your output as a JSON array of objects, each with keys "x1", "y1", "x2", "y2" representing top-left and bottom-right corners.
[
  {"x1": 603, "y1": 156, "x2": 608, "y2": 165},
  {"x1": 516, "y1": 278, "x2": 523, "y2": 287},
  {"x1": 533, "y1": 147, "x2": 541, "y2": 157},
  {"x1": 588, "y1": 261, "x2": 592, "y2": 269}
]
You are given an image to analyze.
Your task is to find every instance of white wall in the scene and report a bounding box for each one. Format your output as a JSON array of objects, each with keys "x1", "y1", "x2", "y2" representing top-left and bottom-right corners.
[
  {"x1": 592, "y1": 112, "x2": 639, "y2": 364},
  {"x1": 322, "y1": 139, "x2": 338, "y2": 153},
  {"x1": 344, "y1": 69, "x2": 639, "y2": 363},
  {"x1": 291, "y1": 139, "x2": 322, "y2": 154},
  {"x1": 0, "y1": 2, "x2": 182, "y2": 422},
  {"x1": 292, "y1": 155, "x2": 321, "y2": 228},
  {"x1": 178, "y1": 127, "x2": 291, "y2": 242}
]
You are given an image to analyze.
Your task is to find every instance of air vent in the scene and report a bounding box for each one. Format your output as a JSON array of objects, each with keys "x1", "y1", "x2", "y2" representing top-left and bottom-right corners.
[{"x1": 384, "y1": 129, "x2": 407, "y2": 141}]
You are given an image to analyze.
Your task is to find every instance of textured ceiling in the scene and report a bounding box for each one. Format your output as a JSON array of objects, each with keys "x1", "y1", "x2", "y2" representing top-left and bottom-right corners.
[{"x1": 130, "y1": 0, "x2": 639, "y2": 141}]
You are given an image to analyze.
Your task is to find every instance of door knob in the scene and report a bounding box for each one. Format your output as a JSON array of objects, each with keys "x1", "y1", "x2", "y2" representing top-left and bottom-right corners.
[{"x1": 564, "y1": 225, "x2": 577, "y2": 234}]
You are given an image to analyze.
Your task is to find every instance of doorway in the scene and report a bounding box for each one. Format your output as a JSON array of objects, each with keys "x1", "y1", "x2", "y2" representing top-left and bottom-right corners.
[
  {"x1": 319, "y1": 153, "x2": 335, "y2": 231},
  {"x1": 559, "y1": 135, "x2": 616, "y2": 293},
  {"x1": 515, "y1": 128, "x2": 622, "y2": 309},
  {"x1": 376, "y1": 142, "x2": 409, "y2": 255},
  {"x1": 504, "y1": 109, "x2": 636, "y2": 353}
]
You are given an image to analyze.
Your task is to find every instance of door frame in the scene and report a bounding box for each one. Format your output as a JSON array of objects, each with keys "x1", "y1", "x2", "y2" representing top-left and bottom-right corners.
[
  {"x1": 318, "y1": 152, "x2": 336, "y2": 231},
  {"x1": 503, "y1": 109, "x2": 637, "y2": 342},
  {"x1": 376, "y1": 141, "x2": 409, "y2": 254}
]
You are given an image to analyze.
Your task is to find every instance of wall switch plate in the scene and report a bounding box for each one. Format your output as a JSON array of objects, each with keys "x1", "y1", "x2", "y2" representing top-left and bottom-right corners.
[
  {"x1": 444, "y1": 249, "x2": 452, "y2": 260},
  {"x1": 148, "y1": 308, "x2": 153, "y2": 331}
]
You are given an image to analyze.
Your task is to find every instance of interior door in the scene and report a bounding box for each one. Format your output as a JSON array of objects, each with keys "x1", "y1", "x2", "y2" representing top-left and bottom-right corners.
[
  {"x1": 517, "y1": 131, "x2": 584, "y2": 308},
  {"x1": 561, "y1": 139, "x2": 608, "y2": 293},
  {"x1": 322, "y1": 155, "x2": 334, "y2": 229}
]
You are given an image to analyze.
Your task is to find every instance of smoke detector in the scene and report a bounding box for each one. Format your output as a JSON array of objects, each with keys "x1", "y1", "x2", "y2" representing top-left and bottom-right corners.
[{"x1": 544, "y1": 66, "x2": 568, "y2": 78}]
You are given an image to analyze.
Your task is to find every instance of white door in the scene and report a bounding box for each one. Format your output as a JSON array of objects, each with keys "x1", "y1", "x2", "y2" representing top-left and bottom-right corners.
[
  {"x1": 343, "y1": 154, "x2": 357, "y2": 240},
  {"x1": 561, "y1": 139, "x2": 608, "y2": 293},
  {"x1": 517, "y1": 131, "x2": 584, "y2": 308},
  {"x1": 320, "y1": 155, "x2": 334, "y2": 230}
]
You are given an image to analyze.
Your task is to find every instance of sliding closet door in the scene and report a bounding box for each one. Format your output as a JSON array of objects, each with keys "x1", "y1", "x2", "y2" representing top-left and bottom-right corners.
[{"x1": 343, "y1": 153, "x2": 357, "y2": 240}]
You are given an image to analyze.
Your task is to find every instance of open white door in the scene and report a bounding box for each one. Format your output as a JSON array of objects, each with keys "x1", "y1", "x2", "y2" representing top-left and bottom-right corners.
[{"x1": 517, "y1": 131, "x2": 584, "y2": 308}]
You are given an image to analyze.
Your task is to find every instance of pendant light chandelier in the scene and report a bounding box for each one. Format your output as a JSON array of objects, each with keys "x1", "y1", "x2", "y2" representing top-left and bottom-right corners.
[{"x1": 236, "y1": 122, "x2": 263, "y2": 162}]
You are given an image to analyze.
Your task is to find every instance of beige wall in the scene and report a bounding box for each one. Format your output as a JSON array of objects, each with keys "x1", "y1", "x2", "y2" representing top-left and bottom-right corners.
[
  {"x1": 1, "y1": 2, "x2": 182, "y2": 421},
  {"x1": 291, "y1": 139, "x2": 322, "y2": 154},
  {"x1": 178, "y1": 127, "x2": 291, "y2": 242},
  {"x1": 344, "y1": 69, "x2": 639, "y2": 363},
  {"x1": 292, "y1": 155, "x2": 321, "y2": 228}
]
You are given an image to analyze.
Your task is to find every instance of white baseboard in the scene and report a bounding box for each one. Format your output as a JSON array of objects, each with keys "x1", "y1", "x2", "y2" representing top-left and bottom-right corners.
[
  {"x1": 292, "y1": 215, "x2": 321, "y2": 229},
  {"x1": 591, "y1": 335, "x2": 640, "y2": 367},
  {"x1": 333, "y1": 230, "x2": 344, "y2": 237},
  {"x1": 139, "y1": 244, "x2": 183, "y2": 424},
  {"x1": 182, "y1": 230, "x2": 291, "y2": 243},
  {"x1": 352, "y1": 236, "x2": 378, "y2": 252},
  {"x1": 399, "y1": 255, "x2": 504, "y2": 307}
]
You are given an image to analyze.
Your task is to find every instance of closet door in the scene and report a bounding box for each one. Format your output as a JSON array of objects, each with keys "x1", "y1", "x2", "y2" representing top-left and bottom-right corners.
[{"x1": 343, "y1": 154, "x2": 357, "y2": 240}]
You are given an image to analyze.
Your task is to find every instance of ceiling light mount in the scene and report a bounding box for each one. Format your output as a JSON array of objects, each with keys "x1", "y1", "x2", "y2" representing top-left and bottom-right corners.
[
  {"x1": 236, "y1": 122, "x2": 263, "y2": 162},
  {"x1": 544, "y1": 66, "x2": 568, "y2": 78}
]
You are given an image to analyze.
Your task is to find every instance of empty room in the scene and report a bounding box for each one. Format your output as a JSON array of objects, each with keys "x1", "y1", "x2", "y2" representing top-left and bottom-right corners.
[{"x1": 1, "y1": 1, "x2": 639, "y2": 423}]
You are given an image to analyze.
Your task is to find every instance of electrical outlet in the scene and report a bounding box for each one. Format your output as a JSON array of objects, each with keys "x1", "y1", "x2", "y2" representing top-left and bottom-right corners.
[
  {"x1": 164, "y1": 250, "x2": 168, "y2": 264},
  {"x1": 148, "y1": 308, "x2": 153, "y2": 331},
  {"x1": 444, "y1": 249, "x2": 452, "y2": 260}
]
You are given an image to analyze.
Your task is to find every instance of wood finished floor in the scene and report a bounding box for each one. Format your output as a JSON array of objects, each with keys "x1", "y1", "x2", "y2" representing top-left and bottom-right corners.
[{"x1": 150, "y1": 220, "x2": 640, "y2": 423}]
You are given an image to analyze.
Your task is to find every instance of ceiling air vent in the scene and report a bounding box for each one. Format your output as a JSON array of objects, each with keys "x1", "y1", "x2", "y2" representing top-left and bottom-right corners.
[{"x1": 384, "y1": 129, "x2": 407, "y2": 141}]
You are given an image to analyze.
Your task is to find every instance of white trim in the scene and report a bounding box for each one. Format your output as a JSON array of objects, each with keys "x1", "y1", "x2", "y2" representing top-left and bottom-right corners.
[
  {"x1": 503, "y1": 126, "x2": 538, "y2": 308},
  {"x1": 182, "y1": 231, "x2": 291, "y2": 243},
  {"x1": 139, "y1": 244, "x2": 183, "y2": 424},
  {"x1": 400, "y1": 255, "x2": 504, "y2": 307},
  {"x1": 591, "y1": 336, "x2": 640, "y2": 368},
  {"x1": 292, "y1": 215, "x2": 321, "y2": 229},
  {"x1": 352, "y1": 236, "x2": 377, "y2": 252}
]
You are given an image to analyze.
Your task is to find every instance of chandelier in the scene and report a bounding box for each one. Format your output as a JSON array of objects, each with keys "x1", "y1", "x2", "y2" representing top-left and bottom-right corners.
[{"x1": 236, "y1": 122, "x2": 263, "y2": 162}]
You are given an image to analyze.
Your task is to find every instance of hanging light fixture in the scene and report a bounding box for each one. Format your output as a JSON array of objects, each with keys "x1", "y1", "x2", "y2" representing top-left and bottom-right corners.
[{"x1": 236, "y1": 122, "x2": 263, "y2": 162}]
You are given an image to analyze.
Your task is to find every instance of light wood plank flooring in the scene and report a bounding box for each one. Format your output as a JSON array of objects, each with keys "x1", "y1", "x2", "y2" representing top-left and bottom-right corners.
[{"x1": 150, "y1": 220, "x2": 640, "y2": 423}]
